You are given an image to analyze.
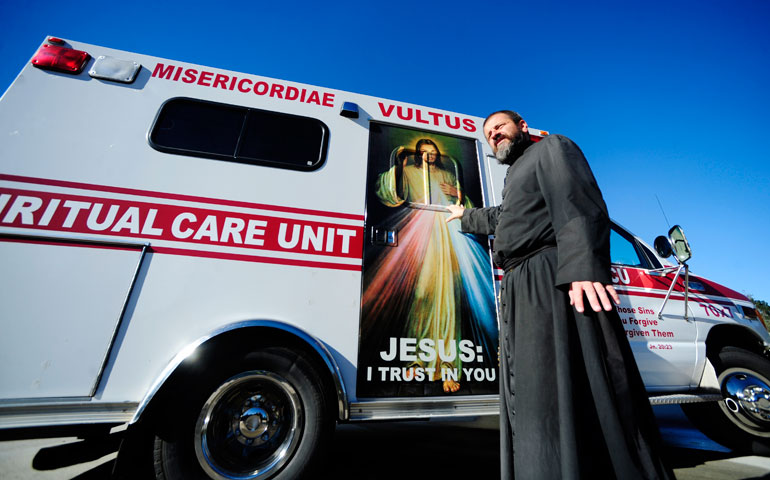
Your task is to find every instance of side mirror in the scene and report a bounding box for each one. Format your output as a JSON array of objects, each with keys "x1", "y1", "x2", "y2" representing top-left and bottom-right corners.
[
  {"x1": 654, "y1": 235, "x2": 673, "y2": 259},
  {"x1": 654, "y1": 225, "x2": 693, "y2": 264},
  {"x1": 668, "y1": 225, "x2": 692, "y2": 264}
]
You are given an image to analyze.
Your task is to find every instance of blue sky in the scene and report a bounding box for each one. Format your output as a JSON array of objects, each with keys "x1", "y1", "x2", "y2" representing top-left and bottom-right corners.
[{"x1": 2, "y1": 0, "x2": 769, "y2": 302}]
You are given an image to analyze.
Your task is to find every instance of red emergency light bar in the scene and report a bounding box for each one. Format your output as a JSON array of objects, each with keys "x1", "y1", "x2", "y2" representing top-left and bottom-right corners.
[{"x1": 31, "y1": 44, "x2": 90, "y2": 74}]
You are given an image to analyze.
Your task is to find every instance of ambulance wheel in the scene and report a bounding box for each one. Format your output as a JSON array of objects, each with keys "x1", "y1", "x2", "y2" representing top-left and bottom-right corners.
[
  {"x1": 682, "y1": 347, "x2": 770, "y2": 454},
  {"x1": 153, "y1": 347, "x2": 331, "y2": 479}
]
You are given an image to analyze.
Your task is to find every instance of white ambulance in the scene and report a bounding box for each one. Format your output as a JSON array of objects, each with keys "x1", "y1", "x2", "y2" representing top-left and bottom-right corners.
[{"x1": 1, "y1": 37, "x2": 768, "y2": 479}]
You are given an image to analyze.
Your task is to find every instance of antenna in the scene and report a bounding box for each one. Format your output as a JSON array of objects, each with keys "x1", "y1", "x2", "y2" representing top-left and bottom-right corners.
[{"x1": 655, "y1": 194, "x2": 671, "y2": 228}]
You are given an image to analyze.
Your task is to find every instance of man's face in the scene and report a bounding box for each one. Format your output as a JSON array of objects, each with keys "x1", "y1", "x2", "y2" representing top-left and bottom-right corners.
[{"x1": 483, "y1": 113, "x2": 529, "y2": 156}]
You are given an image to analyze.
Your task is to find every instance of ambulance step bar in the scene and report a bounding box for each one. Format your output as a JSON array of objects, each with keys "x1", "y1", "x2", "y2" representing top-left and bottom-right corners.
[
  {"x1": 349, "y1": 395, "x2": 499, "y2": 421},
  {"x1": 648, "y1": 393, "x2": 723, "y2": 405},
  {"x1": 349, "y1": 392, "x2": 723, "y2": 421}
]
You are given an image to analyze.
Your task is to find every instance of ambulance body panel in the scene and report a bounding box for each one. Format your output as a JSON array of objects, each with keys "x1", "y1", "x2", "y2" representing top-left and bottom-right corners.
[{"x1": 2, "y1": 37, "x2": 769, "y2": 477}]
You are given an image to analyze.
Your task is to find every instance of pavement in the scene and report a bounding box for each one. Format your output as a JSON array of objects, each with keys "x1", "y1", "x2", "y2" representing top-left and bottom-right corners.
[{"x1": 1, "y1": 405, "x2": 769, "y2": 479}]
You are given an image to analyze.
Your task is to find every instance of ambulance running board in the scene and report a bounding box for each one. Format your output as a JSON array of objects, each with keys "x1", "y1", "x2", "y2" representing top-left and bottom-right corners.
[
  {"x1": 350, "y1": 392, "x2": 723, "y2": 421},
  {"x1": 647, "y1": 393, "x2": 723, "y2": 405},
  {"x1": 349, "y1": 395, "x2": 499, "y2": 421}
]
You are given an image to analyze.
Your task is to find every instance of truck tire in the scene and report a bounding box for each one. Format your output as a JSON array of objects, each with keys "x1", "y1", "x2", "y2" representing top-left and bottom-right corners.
[
  {"x1": 153, "y1": 347, "x2": 332, "y2": 479},
  {"x1": 682, "y1": 346, "x2": 770, "y2": 454}
]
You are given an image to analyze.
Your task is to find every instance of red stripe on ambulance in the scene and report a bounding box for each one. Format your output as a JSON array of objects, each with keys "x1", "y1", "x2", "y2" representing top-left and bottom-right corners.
[
  {"x1": 0, "y1": 174, "x2": 364, "y2": 222},
  {"x1": 0, "y1": 182, "x2": 364, "y2": 270}
]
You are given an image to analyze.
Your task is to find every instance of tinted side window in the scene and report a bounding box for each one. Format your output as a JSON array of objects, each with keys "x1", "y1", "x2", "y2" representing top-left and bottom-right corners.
[
  {"x1": 610, "y1": 227, "x2": 650, "y2": 268},
  {"x1": 239, "y1": 112, "x2": 327, "y2": 169},
  {"x1": 149, "y1": 98, "x2": 328, "y2": 171},
  {"x1": 637, "y1": 242, "x2": 663, "y2": 269},
  {"x1": 151, "y1": 100, "x2": 245, "y2": 156}
]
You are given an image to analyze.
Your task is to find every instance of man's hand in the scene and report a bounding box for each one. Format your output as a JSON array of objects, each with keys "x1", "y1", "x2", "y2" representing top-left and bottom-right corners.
[
  {"x1": 569, "y1": 281, "x2": 620, "y2": 313},
  {"x1": 445, "y1": 204, "x2": 464, "y2": 222}
]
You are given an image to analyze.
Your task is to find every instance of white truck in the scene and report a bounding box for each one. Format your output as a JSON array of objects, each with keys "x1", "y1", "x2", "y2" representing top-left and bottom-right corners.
[{"x1": 1, "y1": 37, "x2": 769, "y2": 479}]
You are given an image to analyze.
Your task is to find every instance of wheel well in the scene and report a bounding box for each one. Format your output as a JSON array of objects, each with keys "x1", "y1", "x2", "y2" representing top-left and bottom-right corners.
[
  {"x1": 705, "y1": 324, "x2": 768, "y2": 367},
  {"x1": 139, "y1": 326, "x2": 340, "y2": 435}
]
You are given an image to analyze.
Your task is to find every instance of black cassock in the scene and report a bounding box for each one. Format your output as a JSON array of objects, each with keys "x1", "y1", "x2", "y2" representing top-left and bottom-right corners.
[{"x1": 461, "y1": 135, "x2": 672, "y2": 479}]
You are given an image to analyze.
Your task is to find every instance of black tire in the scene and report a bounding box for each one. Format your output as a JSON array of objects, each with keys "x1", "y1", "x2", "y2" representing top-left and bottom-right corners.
[
  {"x1": 682, "y1": 346, "x2": 770, "y2": 454},
  {"x1": 153, "y1": 347, "x2": 332, "y2": 479}
]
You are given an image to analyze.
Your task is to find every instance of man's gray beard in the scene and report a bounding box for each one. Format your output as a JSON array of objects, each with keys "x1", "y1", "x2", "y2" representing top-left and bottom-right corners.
[
  {"x1": 496, "y1": 130, "x2": 530, "y2": 165},
  {"x1": 495, "y1": 141, "x2": 515, "y2": 165}
]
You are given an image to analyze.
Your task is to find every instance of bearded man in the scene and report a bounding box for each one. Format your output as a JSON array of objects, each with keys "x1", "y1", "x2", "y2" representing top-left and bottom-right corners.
[{"x1": 446, "y1": 110, "x2": 672, "y2": 479}]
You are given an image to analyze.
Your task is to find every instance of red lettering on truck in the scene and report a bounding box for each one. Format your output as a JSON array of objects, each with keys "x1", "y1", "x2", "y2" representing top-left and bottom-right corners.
[
  {"x1": 0, "y1": 177, "x2": 365, "y2": 272},
  {"x1": 377, "y1": 102, "x2": 477, "y2": 132},
  {"x1": 151, "y1": 62, "x2": 336, "y2": 109}
]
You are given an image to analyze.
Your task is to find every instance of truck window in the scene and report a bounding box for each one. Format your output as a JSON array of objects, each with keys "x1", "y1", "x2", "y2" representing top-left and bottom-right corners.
[
  {"x1": 637, "y1": 242, "x2": 663, "y2": 269},
  {"x1": 610, "y1": 227, "x2": 651, "y2": 268},
  {"x1": 149, "y1": 97, "x2": 328, "y2": 171}
]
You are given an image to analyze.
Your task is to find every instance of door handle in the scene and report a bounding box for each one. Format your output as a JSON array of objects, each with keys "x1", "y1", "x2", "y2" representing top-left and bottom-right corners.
[{"x1": 371, "y1": 226, "x2": 398, "y2": 247}]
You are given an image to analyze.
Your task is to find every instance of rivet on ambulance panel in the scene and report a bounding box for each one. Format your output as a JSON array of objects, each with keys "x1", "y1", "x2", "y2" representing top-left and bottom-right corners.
[{"x1": 89, "y1": 55, "x2": 142, "y2": 84}]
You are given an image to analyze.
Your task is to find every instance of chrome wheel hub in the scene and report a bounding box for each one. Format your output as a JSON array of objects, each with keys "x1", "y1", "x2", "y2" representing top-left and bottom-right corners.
[
  {"x1": 722, "y1": 371, "x2": 770, "y2": 423},
  {"x1": 194, "y1": 370, "x2": 303, "y2": 479},
  {"x1": 238, "y1": 406, "x2": 269, "y2": 440}
]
